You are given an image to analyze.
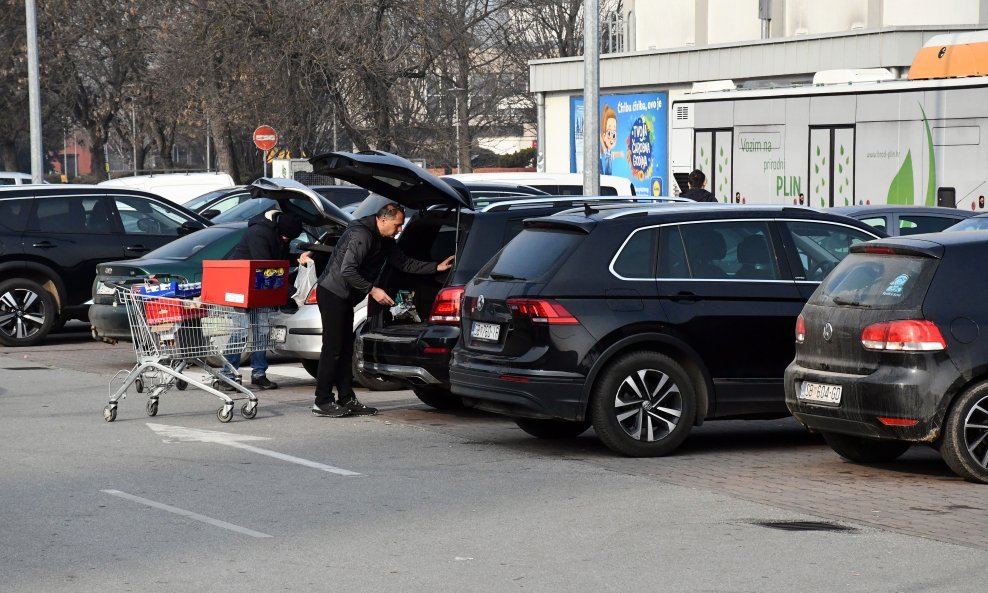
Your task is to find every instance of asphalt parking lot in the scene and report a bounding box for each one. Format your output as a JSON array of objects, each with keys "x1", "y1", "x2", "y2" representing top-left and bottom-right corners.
[{"x1": 2, "y1": 323, "x2": 987, "y2": 592}]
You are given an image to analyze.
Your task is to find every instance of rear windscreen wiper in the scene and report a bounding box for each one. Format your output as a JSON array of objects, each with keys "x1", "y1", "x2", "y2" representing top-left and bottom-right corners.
[
  {"x1": 832, "y1": 296, "x2": 871, "y2": 308},
  {"x1": 489, "y1": 272, "x2": 524, "y2": 281}
]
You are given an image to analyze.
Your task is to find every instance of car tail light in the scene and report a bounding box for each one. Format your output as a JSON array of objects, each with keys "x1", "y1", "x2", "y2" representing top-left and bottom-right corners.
[
  {"x1": 429, "y1": 286, "x2": 464, "y2": 323},
  {"x1": 506, "y1": 298, "x2": 579, "y2": 324},
  {"x1": 795, "y1": 314, "x2": 806, "y2": 344},
  {"x1": 305, "y1": 287, "x2": 318, "y2": 304},
  {"x1": 878, "y1": 417, "x2": 919, "y2": 427},
  {"x1": 863, "y1": 246, "x2": 896, "y2": 255},
  {"x1": 860, "y1": 320, "x2": 946, "y2": 352}
]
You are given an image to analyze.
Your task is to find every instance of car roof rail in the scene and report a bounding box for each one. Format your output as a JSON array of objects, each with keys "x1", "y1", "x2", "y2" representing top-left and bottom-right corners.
[{"x1": 479, "y1": 195, "x2": 690, "y2": 212}]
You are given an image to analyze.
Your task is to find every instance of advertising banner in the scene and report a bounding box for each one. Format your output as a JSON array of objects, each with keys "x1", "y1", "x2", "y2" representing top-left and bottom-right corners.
[{"x1": 571, "y1": 92, "x2": 669, "y2": 196}]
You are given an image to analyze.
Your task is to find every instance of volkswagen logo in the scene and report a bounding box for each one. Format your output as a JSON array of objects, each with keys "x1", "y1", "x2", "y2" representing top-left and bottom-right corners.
[
  {"x1": 476, "y1": 295, "x2": 485, "y2": 312},
  {"x1": 822, "y1": 322, "x2": 834, "y2": 342}
]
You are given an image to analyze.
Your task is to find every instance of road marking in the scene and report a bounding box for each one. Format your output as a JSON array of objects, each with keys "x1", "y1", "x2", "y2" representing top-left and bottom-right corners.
[
  {"x1": 265, "y1": 364, "x2": 312, "y2": 380},
  {"x1": 146, "y1": 423, "x2": 361, "y2": 476},
  {"x1": 101, "y1": 490, "x2": 272, "y2": 538}
]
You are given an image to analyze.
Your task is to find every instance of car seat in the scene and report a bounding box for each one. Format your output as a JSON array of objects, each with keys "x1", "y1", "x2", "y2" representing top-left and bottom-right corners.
[
  {"x1": 735, "y1": 234, "x2": 775, "y2": 279},
  {"x1": 684, "y1": 228, "x2": 727, "y2": 278},
  {"x1": 86, "y1": 200, "x2": 113, "y2": 233}
]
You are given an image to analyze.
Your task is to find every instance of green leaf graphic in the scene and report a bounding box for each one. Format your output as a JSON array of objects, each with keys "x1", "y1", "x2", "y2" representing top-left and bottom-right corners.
[
  {"x1": 919, "y1": 105, "x2": 937, "y2": 206},
  {"x1": 816, "y1": 146, "x2": 821, "y2": 156},
  {"x1": 840, "y1": 145, "x2": 845, "y2": 156},
  {"x1": 815, "y1": 164, "x2": 819, "y2": 174},
  {"x1": 838, "y1": 164, "x2": 843, "y2": 174},
  {"x1": 887, "y1": 150, "x2": 915, "y2": 205}
]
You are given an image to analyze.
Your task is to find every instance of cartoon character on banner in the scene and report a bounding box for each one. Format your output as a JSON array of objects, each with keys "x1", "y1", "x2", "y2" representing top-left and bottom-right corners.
[{"x1": 600, "y1": 105, "x2": 623, "y2": 175}]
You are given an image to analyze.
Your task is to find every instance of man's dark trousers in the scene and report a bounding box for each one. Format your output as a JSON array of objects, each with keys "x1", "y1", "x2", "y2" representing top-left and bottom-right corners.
[{"x1": 314, "y1": 286, "x2": 356, "y2": 407}]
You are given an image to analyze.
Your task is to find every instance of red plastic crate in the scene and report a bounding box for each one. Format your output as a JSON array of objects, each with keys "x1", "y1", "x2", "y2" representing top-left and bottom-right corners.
[
  {"x1": 201, "y1": 260, "x2": 290, "y2": 308},
  {"x1": 142, "y1": 297, "x2": 207, "y2": 325}
]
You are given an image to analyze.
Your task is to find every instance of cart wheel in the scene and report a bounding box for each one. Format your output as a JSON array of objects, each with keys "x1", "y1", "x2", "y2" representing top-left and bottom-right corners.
[
  {"x1": 135, "y1": 378, "x2": 144, "y2": 393},
  {"x1": 176, "y1": 380, "x2": 188, "y2": 391},
  {"x1": 146, "y1": 398, "x2": 159, "y2": 417},
  {"x1": 217, "y1": 405, "x2": 234, "y2": 423},
  {"x1": 241, "y1": 401, "x2": 258, "y2": 420},
  {"x1": 103, "y1": 405, "x2": 117, "y2": 422}
]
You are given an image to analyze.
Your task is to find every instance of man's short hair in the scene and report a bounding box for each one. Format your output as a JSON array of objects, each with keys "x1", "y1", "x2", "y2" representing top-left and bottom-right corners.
[
  {"x1": 689, "y1": 169, "x2": 706, "y2": 188},
  {"x1": 376, "y1": 203, "x2": 404, "y2": 220}
]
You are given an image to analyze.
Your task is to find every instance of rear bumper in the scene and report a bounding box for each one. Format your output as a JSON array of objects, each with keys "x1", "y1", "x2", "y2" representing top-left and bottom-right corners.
[
  {"x1": 89, "y1": 304, "x2": 132, "y2": 342},
  {"x1": 269, "y1": 303, "x2": 366, "y2": 361},
  {"x1": 449, "y1": 361, "x2": 586, "y2": 421},
  {"x1": 784, "y1": 359, "x2": 953, "y2": 442},
  {"x1": 357, "y1": 324, "x2": 460, "y2": 388}
]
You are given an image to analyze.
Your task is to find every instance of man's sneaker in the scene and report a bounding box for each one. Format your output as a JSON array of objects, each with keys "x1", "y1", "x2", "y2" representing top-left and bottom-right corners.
[
  {"x1": 340, "y1": 398, "x2": 378, "y2": 416},
  {"x1": 216, "y1": 378, "x2": 241, "y2": 392},
  {"x1": 312, "y1": 402, "x2": 350, "y2": 418},
  {"x1": 251, "y1": 375, "x2": 278, "y2": 390}
]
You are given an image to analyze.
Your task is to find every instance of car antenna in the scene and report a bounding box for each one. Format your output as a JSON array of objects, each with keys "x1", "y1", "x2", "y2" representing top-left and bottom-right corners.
[{"x1": 584, "y1": 203, "x2": 597, "y2": 215}]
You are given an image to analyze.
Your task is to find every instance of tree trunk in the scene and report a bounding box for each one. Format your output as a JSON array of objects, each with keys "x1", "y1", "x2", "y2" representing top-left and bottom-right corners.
[
  {"x1": 0, "y1": 140, "x2": 18, "y2": 172},
  {"x1": 153, "y1": 120, "x2": 176, "y2": 170},
  {"x1": 208, "y1": 108, "x2": 239, "y2": 182}
]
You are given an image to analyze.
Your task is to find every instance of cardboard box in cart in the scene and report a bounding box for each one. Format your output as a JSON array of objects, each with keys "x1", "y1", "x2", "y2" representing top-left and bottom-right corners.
[{"x1": 201, "y1": 260, "x2": 290, "y2": 308}]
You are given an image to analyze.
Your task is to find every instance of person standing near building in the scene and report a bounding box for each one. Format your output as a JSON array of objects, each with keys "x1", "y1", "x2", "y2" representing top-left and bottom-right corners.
[
  {"x1": 680, "y1": 169, "x2": 717, "y2": 202},
  {"x1": 307, "y1": 203, "x2": 454, "y2": 418},
  {"x1": 221, "y1": 210, "x2": 304, "y2": 390}
]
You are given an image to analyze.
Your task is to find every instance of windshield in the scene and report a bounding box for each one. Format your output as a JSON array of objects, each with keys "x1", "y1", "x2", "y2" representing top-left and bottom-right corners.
[
  {"x1": 945, "y1": 215, "x2": 988, "y2": 232},
  {"x1": 144, "y1": 226, "x2": 243, "y2": 259},
  {"x1": 184, "y1": 189, "x2": 234, "y2": 211},
  {"x1": 479, "y1": 229, "x2": 584, "y2": 281},
  {"x1": 810, "y1": 253, "x2": 937, "y2": 309},
  {"x1": 211, "y1": 198, "x2": 276, "y2": 223}
]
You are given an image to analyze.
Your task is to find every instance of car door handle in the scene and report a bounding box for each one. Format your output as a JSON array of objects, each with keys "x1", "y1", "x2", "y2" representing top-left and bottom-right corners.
[
  {"x1": 124, "y1": 244, "x2": 150, "y2": 253},
  {"x1": 670, "y1": 291, "x2": 699, "y2": 303},
  {"x1": 32, "y1": 241, "x2": 56, "y2": 249}
]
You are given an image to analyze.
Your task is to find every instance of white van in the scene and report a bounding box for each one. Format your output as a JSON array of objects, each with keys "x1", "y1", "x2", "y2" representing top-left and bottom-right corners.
[
  {"x1": 98, "y1": 172, "x2": 236, "y2": 204},
  {"x1": 0, "y1": 172, "x2": 36, "y2": 185},
  {"x1": 445, "y1": 172, "x2": 635, "y2": 196}
]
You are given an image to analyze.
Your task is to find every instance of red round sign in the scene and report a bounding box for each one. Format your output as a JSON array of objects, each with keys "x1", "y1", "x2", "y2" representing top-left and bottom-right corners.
[{"x1": 253, "y1": 125, "x2": 278, "y2": 151}]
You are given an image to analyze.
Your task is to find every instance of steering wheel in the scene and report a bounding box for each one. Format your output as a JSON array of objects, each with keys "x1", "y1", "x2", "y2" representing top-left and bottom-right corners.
[
  {"x1": 137, "y1": 217, "x2": 163, "y2": 234},
  {"x1": 809, "y1": 260, "x2": 836, "y2": 281}
]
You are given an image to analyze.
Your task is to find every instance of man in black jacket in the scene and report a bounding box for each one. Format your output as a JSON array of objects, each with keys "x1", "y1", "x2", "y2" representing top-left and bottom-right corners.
[
  {"x1": 221, "y1": 210, "x2": 304, "y2": 390},
  {"x1": 680, "y1": 169, "x2": 718, "y2": 202},
  {"x1": 306, "y1": 202, "x2": 453, "y2": 417}
]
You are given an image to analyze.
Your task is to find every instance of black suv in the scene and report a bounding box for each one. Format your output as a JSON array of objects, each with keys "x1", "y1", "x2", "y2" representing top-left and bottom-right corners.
[
  {"x1": 0, "y1": 185, "x2": 209, "y2": 346},
  {"x1": 309, "y1": 150, "x2": 665, "y2": 408},
  {"x1": 449, "y1": 205, "x2": 882, "y2": 456},
  {"x1": 786, "y1": 233, "x2": 988, "y2": 483}
]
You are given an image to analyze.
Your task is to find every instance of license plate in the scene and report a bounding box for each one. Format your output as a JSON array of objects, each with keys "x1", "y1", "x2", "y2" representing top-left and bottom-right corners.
[
  {"x1": 799, "y1": 381, "x2": 842, "y2": 405},
  {"x1": 471, "y1": 321, "x2": 500, "y2": 342},
  {"x1": 269, "y1": 326, "x2": 287, "y2": 343},
  {"x1": 96, "y1": 282, "x2": 115, "y2": 296}
]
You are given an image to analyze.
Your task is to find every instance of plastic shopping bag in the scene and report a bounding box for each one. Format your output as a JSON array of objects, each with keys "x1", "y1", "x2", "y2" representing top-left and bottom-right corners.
[{"x1": 292, "y1": 261, "x2": 317, "y2": 307}]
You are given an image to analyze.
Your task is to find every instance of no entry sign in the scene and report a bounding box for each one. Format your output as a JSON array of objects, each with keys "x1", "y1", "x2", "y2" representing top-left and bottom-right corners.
[{"x1": 253, "y1": 126, "x2": 278, "y2": 151}]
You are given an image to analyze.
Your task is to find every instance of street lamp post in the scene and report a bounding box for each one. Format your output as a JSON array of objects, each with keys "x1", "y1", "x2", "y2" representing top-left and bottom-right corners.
[{"x1": 132, "y1": 102, "x2": 137, "y2": 176}]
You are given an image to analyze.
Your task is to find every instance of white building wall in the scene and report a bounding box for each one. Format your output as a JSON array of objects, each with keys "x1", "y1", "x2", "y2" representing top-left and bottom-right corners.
[
  {"x1": 544, "y1": 94, "x2": 574, "y2": 173},
  {"x1": 881, "y1": 0, "x2": 981, "y2": 26},
  {"x1": 707, "y1": 0, "x2": 763, "y2": 44},
  {"x1": 784, "y1": 0, "x2": 870, "y2": 36},
  {"x1": 633, "y1": 0, "x2": 696, "y2": 50}
]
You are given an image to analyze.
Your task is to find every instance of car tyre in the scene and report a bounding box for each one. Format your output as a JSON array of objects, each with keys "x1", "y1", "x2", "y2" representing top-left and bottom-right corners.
[
  {"x1": 301, "y1": 359, "x2": 319, "y2": 379},
  {"x1": 412, "y1": 386, "x2": 463, "y2": 410},
  {"x1": 591, "y1": 350, "x2": 696, "y2": 457},
  {"x1": 351, "y1": 355, "x2": 405, "y2": 391},
  {"x1": 515, "y1": 418, "x2": 591, "y2": 439},
  {"x1": 940, "y1": 381, "x2": 988, "y2": 484},
  {"x1": 0, "y1": 278, "x2": 58, "y2": 347},
  {"x1": 821, "y1": 432, "x2": 911, "y2": 463}
]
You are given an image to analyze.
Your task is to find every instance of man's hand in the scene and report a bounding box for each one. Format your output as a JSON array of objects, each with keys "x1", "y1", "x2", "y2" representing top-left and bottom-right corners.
[
  {"x1": 298, "y1": 251, "x2": 313, "y2": 265},
  {"x1": 370, "y1": 287, "x2": 394, "y2": 306},
  {"x1": 436, "y1": 255, "x2": 455, "y2": 272}
]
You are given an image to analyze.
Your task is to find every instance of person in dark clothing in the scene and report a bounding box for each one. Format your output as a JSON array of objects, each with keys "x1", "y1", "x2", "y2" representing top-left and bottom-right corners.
[
  {"x1": 221, "y1": 210, "x2": 304, "y2": 390},
  {"x1": 306, "y1": 203, "x2": 454, "y2": 418},
  {"x1": 680, "y1": 169, "x2": 718, "y2": 202}
]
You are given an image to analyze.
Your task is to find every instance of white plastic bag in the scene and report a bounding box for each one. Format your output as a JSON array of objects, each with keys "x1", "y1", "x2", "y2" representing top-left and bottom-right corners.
[{"x1": 292, "y1": 262, "x2": 317, "y2": 307}]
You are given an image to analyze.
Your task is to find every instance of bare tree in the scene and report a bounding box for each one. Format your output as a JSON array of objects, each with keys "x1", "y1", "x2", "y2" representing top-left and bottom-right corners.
[{"x1": 0, "y1": 1, "x2": 28, "y2": 171}]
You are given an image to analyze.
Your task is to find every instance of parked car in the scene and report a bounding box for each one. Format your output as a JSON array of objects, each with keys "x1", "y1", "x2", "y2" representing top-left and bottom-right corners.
[
  {"x1": 0, "y1": 171, "x2": 36, "y2": 185},
  {"x1": 448, "y1": 204, "x2": 883, "y2": 456},
  {"x1": 445, "y1": 172, "x2": 636, "y2": 196},
  {"x1": 309, "y1": 185, "x2": 370, "y2": 209},
  {"x1": 89, "y1": 178, "x2": 351, "y2": 343},
  {"x1": 785, "y1": 232, "x2": 988, "y2": 483},
  {"x1": 183, "y1": 187, "x2": 250, "y2": 219},
  {"x1": 944, "y1": 212, "x2": 988, "y2": 232},
  {"x1": 268, "y1": 151, "x2": 668, "y2": 403},
  {"x1": 830, "y1": 205, "x2": 975, "y2": 236},
  {"x1": 0, "y1": 185, "x2": 209, "y2": 346},
  {"x1": 97, "y1": 172, "x2": 236, "y2": 205}
]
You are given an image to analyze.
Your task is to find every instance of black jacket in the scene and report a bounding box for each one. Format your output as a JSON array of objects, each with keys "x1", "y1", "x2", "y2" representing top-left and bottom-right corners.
[
  {"x1": 228, "y1": 210, "x2": 293, "y2": 261},
  {"x1": 680, "y1": 187, "x2": 718, "y2": 203},
  {"x1": 318, "y1": 215, "x2": 436, "y2": 305}
]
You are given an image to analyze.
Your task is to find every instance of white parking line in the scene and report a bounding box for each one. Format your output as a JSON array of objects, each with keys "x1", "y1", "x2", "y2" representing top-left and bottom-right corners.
[
  {"x1": 101, "y1": 489, "x2": 272, "y2": 538},
  {"x1": 265, "y1": 364, "x2": 312, "y2": 380}
]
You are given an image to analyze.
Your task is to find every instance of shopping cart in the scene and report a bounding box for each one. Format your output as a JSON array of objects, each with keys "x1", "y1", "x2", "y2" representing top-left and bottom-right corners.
[{"x1": 103, "y1": 286, "x2": 283, "y2": 423}]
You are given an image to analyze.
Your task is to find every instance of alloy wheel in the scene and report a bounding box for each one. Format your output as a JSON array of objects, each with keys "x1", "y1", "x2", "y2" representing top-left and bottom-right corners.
[
  {"x1": 613, "y1": 368, "x2": 683, "y2": 442},
  {"x1": 0, "y1": 287, "x2": 48, "y2": 342},
  {"x1": 963, "y1": 395, "x2": 988, "y2": 469}
]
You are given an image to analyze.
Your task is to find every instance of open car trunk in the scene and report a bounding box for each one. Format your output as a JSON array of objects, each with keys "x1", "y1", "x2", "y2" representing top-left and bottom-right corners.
[{"x1": 365, "y1": 211, "x2": 470, "y2": 331}]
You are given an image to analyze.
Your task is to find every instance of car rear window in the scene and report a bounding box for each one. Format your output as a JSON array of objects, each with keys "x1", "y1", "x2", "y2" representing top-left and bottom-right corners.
[
  {"x1": 0, "y1": 198, "x2": 32, "y2": 232},
  {"x1": 479, "y1": 229, "x2": 584, "y2": 281},
  {"x1": 811, "y1": 253, "x2": 938, "y2": 309},
  {"x1": 145, "y1": 226, "x2": 243, "y2": 259}
]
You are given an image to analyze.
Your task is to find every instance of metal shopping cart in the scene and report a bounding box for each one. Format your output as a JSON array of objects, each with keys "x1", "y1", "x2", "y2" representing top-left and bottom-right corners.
[{"x1": 103, "y1": 286, "x2": 282, "y2": 423}]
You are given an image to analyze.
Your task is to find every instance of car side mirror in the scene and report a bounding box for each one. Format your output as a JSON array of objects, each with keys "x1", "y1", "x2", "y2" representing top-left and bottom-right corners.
[
  {"x1": 201, "y1": 209, "x2": 220, "y2": 220},
  {"x1": 178, "y1": 220, "x2": 206, "y2": 236}
]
